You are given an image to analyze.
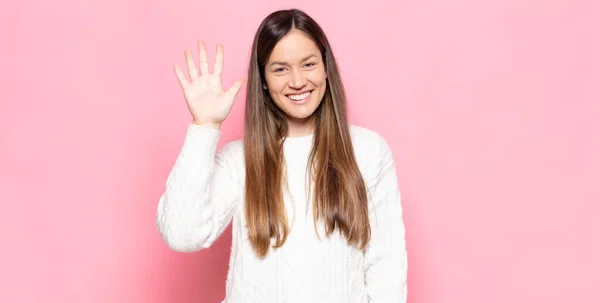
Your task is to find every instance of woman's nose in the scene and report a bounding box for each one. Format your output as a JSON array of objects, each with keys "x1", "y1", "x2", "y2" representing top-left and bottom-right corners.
[{"x1": 288, "y1": 69, "x2": 307, "y2": 88}]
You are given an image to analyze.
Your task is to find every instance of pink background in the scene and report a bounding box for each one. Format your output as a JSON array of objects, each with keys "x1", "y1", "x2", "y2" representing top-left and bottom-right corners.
[{"x1": 1, "y1": 0, "x2": 598, "y2": 302}]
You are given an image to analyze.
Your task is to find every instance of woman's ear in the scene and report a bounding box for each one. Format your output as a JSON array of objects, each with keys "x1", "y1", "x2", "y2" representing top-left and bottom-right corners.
[{"x1": 262, "y1": 83, "x2": 268, "y2": 90}]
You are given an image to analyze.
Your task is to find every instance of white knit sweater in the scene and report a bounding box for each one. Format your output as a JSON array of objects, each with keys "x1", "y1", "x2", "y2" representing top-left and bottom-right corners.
[{"x1": 156, "y1": 123, "x2": 408, "y2": 303}]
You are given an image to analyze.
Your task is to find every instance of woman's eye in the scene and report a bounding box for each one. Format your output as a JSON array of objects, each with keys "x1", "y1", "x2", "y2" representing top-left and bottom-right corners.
[
  {"x1": 274, "y1": 67, "x2": 285, "y2": 73},
  {"x1": 304, "y1": 62, "x2": 315, "y2": 67}
]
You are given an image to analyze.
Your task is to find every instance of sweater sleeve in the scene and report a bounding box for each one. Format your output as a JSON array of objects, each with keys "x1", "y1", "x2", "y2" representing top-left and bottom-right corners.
[
  {"x1": 156, "y1": 123, "x2": 240, "y2": 252},
  {"x1": 364, "y1": 135, "x2": 408, "y2": 302}
]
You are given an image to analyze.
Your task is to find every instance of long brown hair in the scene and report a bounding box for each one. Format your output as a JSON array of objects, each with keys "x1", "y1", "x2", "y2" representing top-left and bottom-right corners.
[{"x1": 243, "y1": 8, "x2": 370, "y2": 258}]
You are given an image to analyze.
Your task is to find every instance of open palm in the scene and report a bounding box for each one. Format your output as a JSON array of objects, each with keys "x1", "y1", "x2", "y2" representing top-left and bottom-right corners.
[{"x1": 174, "y1": 41, "x2": 245, "y2": 128}]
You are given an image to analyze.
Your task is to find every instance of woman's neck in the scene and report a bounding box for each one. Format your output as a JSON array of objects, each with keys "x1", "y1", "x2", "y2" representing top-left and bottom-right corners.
[{"x1": 286, "y1": 116, "x2": 316, "y2": 138}]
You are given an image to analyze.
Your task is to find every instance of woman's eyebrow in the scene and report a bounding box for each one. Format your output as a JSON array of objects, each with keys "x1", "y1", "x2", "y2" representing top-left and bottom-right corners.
[{"x1": 269, "y1": 54, "x2": 317, "y2": 67}]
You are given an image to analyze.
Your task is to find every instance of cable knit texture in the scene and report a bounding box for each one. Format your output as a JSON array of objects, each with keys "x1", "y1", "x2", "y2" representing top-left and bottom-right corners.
[{"x1": 156, "y1": 123, "x2": 408, "y2": 303}]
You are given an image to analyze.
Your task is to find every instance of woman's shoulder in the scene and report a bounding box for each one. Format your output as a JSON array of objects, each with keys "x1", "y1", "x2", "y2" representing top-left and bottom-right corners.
[
  {"x1": 220, "y1": 137, "x2": 244, "y2": 154},
  {"x1": 349, "y1": 124, "x2": 390, "y2": 150},
  {"x1": 216, "y1": 137, "x2": 245, "y2": 169},
  {"x1": 349, "y1": 124, "x2": 395, "y2": 181}
]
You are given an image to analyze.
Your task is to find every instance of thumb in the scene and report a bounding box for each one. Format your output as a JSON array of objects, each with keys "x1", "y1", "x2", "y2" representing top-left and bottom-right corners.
[{"x1": 225, "y1": 78, "x2": 245, "y2": 100}]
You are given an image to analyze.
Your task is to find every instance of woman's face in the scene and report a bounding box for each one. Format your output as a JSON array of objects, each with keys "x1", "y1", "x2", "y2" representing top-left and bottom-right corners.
[{"x1": 264, "y1": 29, "x2": 327, "y2": 129}]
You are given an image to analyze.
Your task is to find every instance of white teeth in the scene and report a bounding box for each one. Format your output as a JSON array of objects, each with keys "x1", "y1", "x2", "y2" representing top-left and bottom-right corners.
[{"x1": 288, "y1": 91, "x2": 310, "y2": 101}]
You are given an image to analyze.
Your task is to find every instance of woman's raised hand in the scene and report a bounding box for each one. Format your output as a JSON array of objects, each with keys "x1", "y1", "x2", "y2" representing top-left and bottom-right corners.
[{"x1": 174, "y1": 41, "x2": 245, "y2": 129}]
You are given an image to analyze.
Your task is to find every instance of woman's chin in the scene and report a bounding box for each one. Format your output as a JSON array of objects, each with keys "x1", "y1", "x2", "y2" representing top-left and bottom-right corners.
[{"x1": 284, "y1": 110, "x2": 317, "y2": 123}]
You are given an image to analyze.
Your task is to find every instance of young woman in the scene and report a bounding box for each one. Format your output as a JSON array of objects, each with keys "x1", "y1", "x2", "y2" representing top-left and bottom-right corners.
[{"x1": 156, "y1": 8, "x2": 408, "y2": 302}]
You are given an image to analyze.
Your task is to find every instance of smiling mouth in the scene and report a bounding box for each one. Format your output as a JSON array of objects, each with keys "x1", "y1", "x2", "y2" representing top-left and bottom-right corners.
[{"x1": 286, "y1": 90, "x2": 313, "y2": 102}]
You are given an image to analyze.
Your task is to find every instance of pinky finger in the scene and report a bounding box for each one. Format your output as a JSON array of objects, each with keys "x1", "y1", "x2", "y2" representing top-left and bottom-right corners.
[{"x1": 173, "y1": 64, "x2": 189, "y2": 90}]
